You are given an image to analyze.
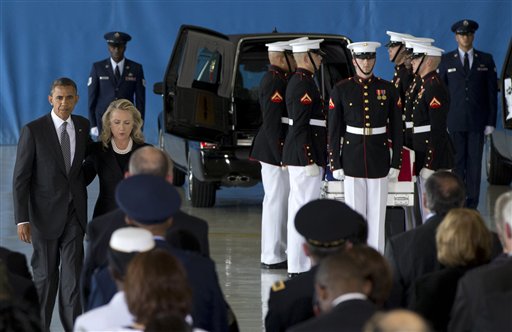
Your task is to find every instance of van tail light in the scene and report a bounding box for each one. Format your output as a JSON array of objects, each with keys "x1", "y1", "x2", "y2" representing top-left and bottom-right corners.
[{"x1": 200, "y1": 142, "x2": 218, "y2": 150}]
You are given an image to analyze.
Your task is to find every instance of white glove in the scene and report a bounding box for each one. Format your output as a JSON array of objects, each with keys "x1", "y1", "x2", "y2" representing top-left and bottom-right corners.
[
  {"x1": 484, "y1": 126, "x2": 494, "y2": 136},
  {"x1": 90, "y1": 127, "x2": 99, "y2": 137},
  {"x1": 332, "y1": 169, "x2": 345, "y2": 180},
  {"x1": 388, "y1": 168, "x2": 400, "y2": 181},
  {"x1": 420, "y1": 168, "x2": 435, "y2": 180},
  {"x1": 305, "y1": 163, "x2": 320, "y2": 177}
]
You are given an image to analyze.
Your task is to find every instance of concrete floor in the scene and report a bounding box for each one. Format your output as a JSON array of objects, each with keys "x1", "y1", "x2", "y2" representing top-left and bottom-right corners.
[{"x1": 1, "y1": 145, "x2": 510, "y2": 331}]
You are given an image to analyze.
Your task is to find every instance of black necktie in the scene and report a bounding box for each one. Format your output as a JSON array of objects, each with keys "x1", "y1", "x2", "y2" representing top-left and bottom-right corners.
[
  {"x1": 115, "y1": 65, "x2": 121, "y2": 81},
  {"x1": 463, "y1": 53, "x2": 469, "y2": 73},
  {"x1": 60, "y1": 122, "x2": 71, "y2": 173}
]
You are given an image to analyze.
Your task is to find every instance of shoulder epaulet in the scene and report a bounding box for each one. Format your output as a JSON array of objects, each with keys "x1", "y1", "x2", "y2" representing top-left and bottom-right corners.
[{"x1": 271, "y1": 280, "x2": 286, "y2": 292}]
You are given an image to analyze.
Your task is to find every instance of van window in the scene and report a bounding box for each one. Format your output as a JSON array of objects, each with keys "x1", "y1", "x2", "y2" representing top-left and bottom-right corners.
[{"x1": 195, "y1": 48, "x2": 222, "y2": 84}]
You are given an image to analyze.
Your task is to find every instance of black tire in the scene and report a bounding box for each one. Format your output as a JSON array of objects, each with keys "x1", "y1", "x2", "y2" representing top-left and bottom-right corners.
[
  {"x1": 487, "y1": 138, "x2": 512, "y2": 185},
  {"x1": 187, "y1": 157, "x2": 216, "y2": 207},
  {"x1": 172, "y1": 168, "x2": 186, "y2": 187}
]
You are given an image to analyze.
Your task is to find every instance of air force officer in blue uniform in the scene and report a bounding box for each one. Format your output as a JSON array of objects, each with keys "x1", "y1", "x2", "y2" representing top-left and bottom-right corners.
[
  {"x1": 88, "y1": 32, "x2": 146, "y2": 136},
  {"x1": 438, "y1": 20, "x2": 498, "y2": 209}
]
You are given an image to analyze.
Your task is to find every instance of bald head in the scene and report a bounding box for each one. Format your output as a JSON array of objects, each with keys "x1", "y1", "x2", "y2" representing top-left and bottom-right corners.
[
  {"x1": 424, "y1": 171, "x2": 465, "y2": 215},
  {"x1": 128, "y1": 146, "x2": 171, "y2": 178},
  {"x1": 364, "y1": 309, "x2": 430, "y2": 332}
]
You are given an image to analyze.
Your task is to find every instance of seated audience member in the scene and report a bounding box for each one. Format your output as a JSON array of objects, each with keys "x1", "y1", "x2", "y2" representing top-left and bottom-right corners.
[
  {"x1": 411, "y1": 208, "x2": 492, "y2": 332},
  {"x1": 385, "y1": 171, "x2": 503, "y2": 308},
  {"x1": 449, "y1": 190, "x2": 512, "y2": 332},
  {"x1": 0, "y1": 259, "x2": 41, "y2": 332},
  {"x1": 345, "y1": 245, "x2": 392, "y2": 307},
  {"x1": 265, "y1": 199, "x2": 367, "y2": 332},
  {"x1": 81, "y1": 146, "x2": 209, "y2": 311},
  {"x1": 74, "y1": 227, "x2": 155, "y2": 331},
  {"x1": 288, "y1": 250, "x2": 377, "y2": 332},
  {"x1": 119, "y1": 250, "x2": 193, "y2": 331},
  {"x1": 144, "y1": 312, "x2": 193, "y2": 332},
  {"x1": 84, "y1": 99, "x2": 148, "y2": 218},
  {"x1": 115, "y1": 174, "x2": 230, "y2": 332},
  {"x1": 473, "y1": 290, "x2": 512, "y2": 331},
  {"x1": 363, "y1": 309, "x2": 431, "y2": 332},
  {"x1": 0, "y1": 247, "x2": 32, "y2": 280}
]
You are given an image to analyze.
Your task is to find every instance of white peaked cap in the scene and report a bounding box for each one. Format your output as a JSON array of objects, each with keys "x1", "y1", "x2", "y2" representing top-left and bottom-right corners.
[
  {"x1": 109, "y1": 227, "x2": 155, "y2": 252},
  {"x1": 410, "y1": 42, "x2": 444, "y2": 56},
  {"x1": 347, "y1": 41, "x2": 381, "y2": 54},
  {"x1": 402, "y1": 36, "x2": 435, "y2": 49},
  {"x1": 290, "y1": 39, "x2": 324, "y2": 53},
  {"x1": 386, "y1": 31, "x2": 415, "y2": 43},
  {"x1": 266, "y1": 41, "x2": 292, "y2": 52}
]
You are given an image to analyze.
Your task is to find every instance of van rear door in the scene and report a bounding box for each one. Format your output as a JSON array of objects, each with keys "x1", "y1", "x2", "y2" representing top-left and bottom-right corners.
[{"x1": 162, "y1": 25, "x2": 234, "y2": 142}]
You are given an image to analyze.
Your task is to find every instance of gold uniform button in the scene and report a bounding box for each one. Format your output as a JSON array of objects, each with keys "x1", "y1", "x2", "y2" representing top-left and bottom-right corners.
[
  {"x1": 365, "y1": 123, "x2": 370, "y2": 127},
  {"x1": 365, "y1": 107, "x2": 369, "y2": 111},
  {"x1": 364, "y1": 85, "x2": 368, "y2": 89},
  {"x1": 349, "y1": 102, "x2": 353, "y2": 106},
  {"x1": 365, "y1": 115, "x2": 370, "y2": 119},
  {"x1": 364, "y1": 100, "x2": 369, "y2": 104},
  {"x1": 364, "y1": 92, "x2": 368, "y2": 96},
  {"x1": 306, "y1": 146, "x2": 310, "y2": 149},
  {"x1": 310, "y1": 159, "x2": 314, "y2": 163}
]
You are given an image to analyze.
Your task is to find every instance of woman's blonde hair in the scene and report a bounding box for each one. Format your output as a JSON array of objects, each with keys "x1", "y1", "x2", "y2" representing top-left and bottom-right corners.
[
  {"x1": 100, "y1": 99, "x2": 144, "y2": 147},
  {"x1": 436, "y1": 208, "x2": 491, "y2": 267}
]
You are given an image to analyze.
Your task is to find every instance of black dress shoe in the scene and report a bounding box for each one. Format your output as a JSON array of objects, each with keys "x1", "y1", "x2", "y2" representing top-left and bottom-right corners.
[{"x1": 261, "y1": 261, "x2": 288, "y2": 269}]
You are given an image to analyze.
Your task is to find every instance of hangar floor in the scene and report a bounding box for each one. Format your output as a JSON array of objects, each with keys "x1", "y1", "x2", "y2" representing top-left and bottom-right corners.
[{"x1": 0, "y1": 145, "x2": 510, "y2": 332}]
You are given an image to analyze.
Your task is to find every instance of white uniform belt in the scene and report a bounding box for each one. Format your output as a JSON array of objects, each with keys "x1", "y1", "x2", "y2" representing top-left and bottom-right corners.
[
  {"x1": 288, "y1": 119, "x2": 326, "y2": 127},
  {"x1": 405, "y1": 121, "x2": 413, "y2": 128},
  {"x1": 281, "y1": 117, "x2": 290, "y2": 124},
  {"x1": 346, "y1": 125, "x2": 386, "y2": 135},
  {"x1": 413, "y1": 125, "x2": 431, "y2": 133}
]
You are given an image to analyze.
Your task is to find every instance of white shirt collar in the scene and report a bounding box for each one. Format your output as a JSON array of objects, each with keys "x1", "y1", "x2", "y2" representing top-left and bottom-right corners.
[
  {"x1": 331, "y1": 292, "x2": 367, "y2": 307},
  {"x1": 111, "y1": 58, "x2": 126, "y2": 74},
  {"x1": 50, "y1": 109, "x2": 73, "y2": 130},
  {"x1": 458, "y1": 47, "x2": 474, "y2": 58}
]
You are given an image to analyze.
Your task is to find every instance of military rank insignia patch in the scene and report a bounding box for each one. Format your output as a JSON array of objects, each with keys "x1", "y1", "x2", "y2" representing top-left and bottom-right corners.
[
  {"x1": 271, "y1": 280, "x2": 286, "y2": 292},
  {"x1": 328, "y1": 98, "x2": 335, "y2": 110},
  {"x1": 300, "y1": 93, "x2": 312, "y2": 105},
  {"x1": 271, "y1": 91, "x2": 283, "y2": 103},
  {"x1": 429, "y1": 97, "x2": 442, "y2": 109}
]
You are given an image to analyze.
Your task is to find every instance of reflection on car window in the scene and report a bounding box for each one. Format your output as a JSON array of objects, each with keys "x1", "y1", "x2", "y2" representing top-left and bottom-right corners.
[{"x1": 195, "y1": 48, "x2": 222, "y2": 84}]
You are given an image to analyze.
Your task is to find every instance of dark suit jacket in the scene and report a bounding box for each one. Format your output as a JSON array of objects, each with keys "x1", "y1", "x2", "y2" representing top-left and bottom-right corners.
[
  {"x1": 81, "y1": 208, "x2": 210, "y2": 307},
  {"x1": 265, "y1": 266, "x2": 318, "y2": 332},
  {"x1": 88, "y1": 58, "x2": 145, "y2": 130},
  {"x1": 473, "y1": 289, "x2": 512, "y2": 331},
  {"x1": 411, "y1": 266, "x2": 472, "y2": 332},
  {"x1": 13, "y1": 113, "x2": 90, "y2": 238},
  {"x1": 288, "y1": 298, "x2": 377, "y2": 332},
  {"x1": 83, "y1": 141, "x2": 149, "y2": 217},
  {"x1": 0, "y1": 247, "x2": 31, "y2": 280},
  {"x1": 385, "y1": 213, "x2": 503, "y2": 309},
  {"x1": 438, "y1": 49, "x2": 498, "y2": 132},
  {"x1": 449, "y1": 257, "x2": 512, "y2": 332}
]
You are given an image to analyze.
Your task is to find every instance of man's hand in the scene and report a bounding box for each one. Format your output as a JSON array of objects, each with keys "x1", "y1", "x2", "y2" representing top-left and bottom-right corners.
[
  {"x1": 388, "y1": 168, "x2": 400, "y2": 181},
  {"x1": 90, "y1": 127, "x2": 99, "y2": 137},
  {"x1": 420, "y1": 167, "x2": 435, "y2": 181},
  {"x1": 17, "y1": 223, "x2": 31, "y2": 244},
  {"x1": 305, "y1": 163, "x2": 320, "y2": 177},
  {"x1": 484, "y1": 126, "x2": 495, "y2": 136},
  {"x1": 332, "y1": 169, "x2": 345, "y2": 180}
]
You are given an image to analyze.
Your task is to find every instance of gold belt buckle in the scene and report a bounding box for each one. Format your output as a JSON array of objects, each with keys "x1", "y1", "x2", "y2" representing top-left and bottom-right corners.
[{"x1": 364, "y1": 127, "x2": 372, "y2": 135}]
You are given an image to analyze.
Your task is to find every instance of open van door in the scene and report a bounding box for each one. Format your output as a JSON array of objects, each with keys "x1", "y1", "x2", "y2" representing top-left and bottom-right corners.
[
  {"x1": 162, "y1": 25, "x2": 235, "y2": 142},
  {"x1": 487, "y1": 37, "x2": 512, "y2": 185}
]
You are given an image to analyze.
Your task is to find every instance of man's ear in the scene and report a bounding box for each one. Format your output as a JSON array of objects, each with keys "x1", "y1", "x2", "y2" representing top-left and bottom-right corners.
[
  {"x1": 315, "y1": 283, "x2": 328, "y2": 302},
  {"x1": 125, "y1": 216, "x2": 133, "y2": 225}
]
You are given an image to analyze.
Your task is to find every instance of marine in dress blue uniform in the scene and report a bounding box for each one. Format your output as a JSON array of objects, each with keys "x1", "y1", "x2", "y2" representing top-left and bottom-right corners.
[
  {"x1": 282, "y1": 39, "x2": 327, "y2": 274},
  {"x1": 250, "y1": 39, "x2": 301, "y2": 269},
  {"x1": 409, "y1": 42, "x2": 455, "y2": 220},
  {"x1": 88, "y1": 32, "x2": 146, "y2": 135},
  {"x1": 438, "y1": 20, "x2": 498, "y2": 209},
  {"x1": 328, "y1": 41, "x2": 403, "y2": 252},
  {"x1": 386, "y1": 32, "x2": 414, "y2": 147}
]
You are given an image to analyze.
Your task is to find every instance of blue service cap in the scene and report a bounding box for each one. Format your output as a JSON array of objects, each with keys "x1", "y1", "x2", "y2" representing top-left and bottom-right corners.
[
  {"x1": 115, "y1": 174, "x2": 181, "y2": 224},
  {"x1": 104, "y1": 31, "x2": 132, "y2": 45},
  {"x1": 451, "y1": 19, "x2": 479, "y2": 34},
  {"x1": 295, "y1": 199, "x2": 368, "y2": 247}
]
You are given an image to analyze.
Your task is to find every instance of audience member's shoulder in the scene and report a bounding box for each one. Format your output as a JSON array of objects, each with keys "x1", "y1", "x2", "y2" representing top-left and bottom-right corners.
[
  {"x1": 88, "y1": 208, "x2": 125, "y2": 231},
  {"x1": 174, "y1": 210, "x2": 208, "y2": 228}
]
